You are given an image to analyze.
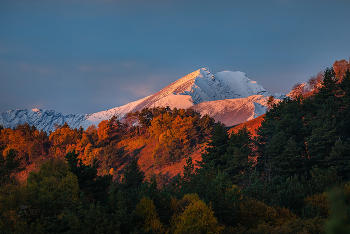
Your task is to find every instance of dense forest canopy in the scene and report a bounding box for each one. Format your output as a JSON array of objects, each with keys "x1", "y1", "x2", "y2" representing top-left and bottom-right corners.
[{"x1": 1, "y1": 59, "x2": 350, "y2": 233}]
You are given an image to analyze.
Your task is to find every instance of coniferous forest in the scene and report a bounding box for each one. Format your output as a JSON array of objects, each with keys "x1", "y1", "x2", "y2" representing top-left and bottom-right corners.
[{"x1": 1, "y1": 59, "x2": 350, "y2": 233}]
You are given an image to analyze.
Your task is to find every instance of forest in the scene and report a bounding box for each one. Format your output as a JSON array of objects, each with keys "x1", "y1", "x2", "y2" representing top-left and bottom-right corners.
[{"x1": 1, "y1": 59, "x2": 350, "y2": 233}]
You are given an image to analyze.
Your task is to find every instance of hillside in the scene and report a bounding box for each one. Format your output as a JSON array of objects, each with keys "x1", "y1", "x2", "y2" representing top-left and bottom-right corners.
[{"x1": 228, "y1": 113, "x2": 266, "y2": 137}]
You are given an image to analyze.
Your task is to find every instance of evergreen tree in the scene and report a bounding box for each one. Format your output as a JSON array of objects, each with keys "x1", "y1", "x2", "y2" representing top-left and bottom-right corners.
[
  {"x1": 200, "y1": 123, "x2": 229, "y2": 170},
  {"x1": 65, "y1": 150, "x2": 112, "y2": 204},
  {"x1": 0, "y1": 149, "x2": 22, "y2": 187},
  {"x1": 121, "y1": 158, "x2": 145, "y2": 190},
  {"x1": 222, "y1": 127, "x2": 254, "y2": 185},
  {"x1": 315, "y1": 68, "x2": 338, "y2": 103},
  {"x1": 27, "y1": 158, "x2": 80, "y2": 214},
  {"x1": 278, "y1": 137, "x2": 304, "y2": 178}
]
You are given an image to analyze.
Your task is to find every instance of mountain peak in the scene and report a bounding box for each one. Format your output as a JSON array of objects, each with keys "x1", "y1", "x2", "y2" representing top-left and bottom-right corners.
[{"x1": 0, "y1": 67, "x2": 284, "y2": 131}]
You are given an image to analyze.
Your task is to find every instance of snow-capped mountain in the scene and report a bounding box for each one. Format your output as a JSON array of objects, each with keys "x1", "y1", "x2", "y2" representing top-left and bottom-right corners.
[
  {"x1": 0, "y1": 68, "x2": 285, "y2": 132},
  {"x1": 0, "y1": 109, "x2": 87, "y2": 132}
]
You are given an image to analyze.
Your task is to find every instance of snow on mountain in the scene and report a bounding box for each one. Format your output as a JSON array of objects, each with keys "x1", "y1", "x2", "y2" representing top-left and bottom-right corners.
[
  {"x1": 84, "y1": 67, "x2": 273, "y2": 120},
  {"x1": 0, "y1": 68, "x2": 284, "y2": 131},
  {"x1": 191, "y1": 95, "x2": 270, "y2": 127},
  {"x1": 0, "y1": 109, "x2": 87, "y2": 132},
  {"x1": 152, "y1": 67, "x2": 272, "y2": 105},
  {"x1": 273, "y1": 93, "x2": 287, "y2": 100}
]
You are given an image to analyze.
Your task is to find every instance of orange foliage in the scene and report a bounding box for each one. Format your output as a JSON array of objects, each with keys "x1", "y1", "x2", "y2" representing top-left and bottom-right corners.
[
  {"x1": 0, "y1": 124, "x2": 48, "y2": 164},
  {"x1": 49, "y1": 123, "x2": 81, "y2": 158},
  {"x1": 333, "y1": 59, "x2": 350, "y2": 79},
  {"x1": 97, "y1": 117, "x2": 126, "y2": 144},
  {"x1": 0, "y1": 107, "x2": 213, "y2": 183},
  {"x1": 97, "y1": 120, "x2": 111, "y2": 143},
  {"x1": 79, "y1": 143, "x2": 102, "y2": 165},
  {"x1": 150, "y1": 110, "x2": 209, "y2": 165}
]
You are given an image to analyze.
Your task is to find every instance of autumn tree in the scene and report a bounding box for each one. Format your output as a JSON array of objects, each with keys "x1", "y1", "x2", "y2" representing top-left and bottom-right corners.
[
  {"x1": 289, "y1": 83, "x2": 308, "y2": 98},
  {"x1": 135, "y1": 196, "x2": 164, "y2": 233},
  {"x1": 0, "y1": 124, "x2": 49, "y2": 165},
  {"x1": 171, "y1": 194, "x2": 223, "y2": 234},
  {"x1": 97, "y1": 117, "x2": 126, "y2": 144},
  {"x1": 333, "y1": 59, "x2": 350, "y2": 79},
  {"x1": 308, "y1": 71, "x2": 324, "y2": 92},
  {"x1": 49, "y1": 123, "x2": 82, "y2": 158},
  {"x1": 149, "y1": 107, "x2": 214, "y2": 165}
]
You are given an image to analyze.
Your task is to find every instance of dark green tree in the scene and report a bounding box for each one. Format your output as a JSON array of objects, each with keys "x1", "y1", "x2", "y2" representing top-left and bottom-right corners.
[
  {"x1": 0, "y1": 149, "x2": 22, "y2": 187},
  {"x1": 65, "y1": 150, "x2": 112, "y2": 204},
  {"x1": 200, "y1": 123, "x2": 229, "y2": 170},
  {"x1": 27, "y1": 158, "x2": 80, "y2": 214},
  {"x1": 121, "y1": 158, "x2": 145, "y2": 190},
  {"x1": 222, "y1": 127, "x2": 254, "y2": 185},
  {"x1": 315, "y1": 68, "x2": 339, "y2": 102}
]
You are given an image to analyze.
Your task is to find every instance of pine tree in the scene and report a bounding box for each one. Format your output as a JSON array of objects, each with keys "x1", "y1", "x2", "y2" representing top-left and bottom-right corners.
[
  {"x1": 65, "y1": 150, "x2": 112, "y2": 204},
  {"x1": 223, "y1": 127, "x2": 253, "y2": 185},
  {"x1": 0, "y1": 149, "x2": 22, "y2": 187},
  {"x1": 27, "y1": 158, "x2": 80, "y2": 213},
  {"x1": 315, "y1": 68, "x2": 338, "y2": 102},
  {"x1": 200, "y1": 123, "x2": 229, "y2": 170},
  {"x1": 121, "y1": 158, "x2": 145, "y2": 190}
]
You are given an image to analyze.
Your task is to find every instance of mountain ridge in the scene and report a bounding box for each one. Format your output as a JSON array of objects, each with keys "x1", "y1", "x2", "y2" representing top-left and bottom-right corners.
[{"x1": 0, "y1": 68, "x2": 286, "y2": 132}]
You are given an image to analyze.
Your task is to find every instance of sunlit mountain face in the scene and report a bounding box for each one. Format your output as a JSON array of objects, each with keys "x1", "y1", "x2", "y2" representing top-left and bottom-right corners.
[{"x1": 0, "y1": 68, "x2": 285, "y2": 132}]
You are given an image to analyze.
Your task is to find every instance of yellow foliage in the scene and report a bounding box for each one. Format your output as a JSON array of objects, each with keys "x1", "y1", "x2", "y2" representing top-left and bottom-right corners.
[
  {"x1": 304, "y1": 192, "x2": 330, "y2": 218},
  {"x1": 239, "y1": 198, "x2": 295, "y2": 228},
  {"x1": 170, "y1": 196, "x2": 180, "y2": 213},
  {"x1": 343, "y1": 182, "x2": 350, "y2": 200},
  {"x1": 172, "y1": 194, "x2": 223, "y2": 234},
  {"x1": 135, "y1": 196, "x2": 164, "y2": 233},
  {"x1": 178, "y1": 193, "x2": 201, "y2": 210}
]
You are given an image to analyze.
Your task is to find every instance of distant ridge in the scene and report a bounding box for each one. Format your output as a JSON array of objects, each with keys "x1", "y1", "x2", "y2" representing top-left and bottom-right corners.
[{"x1": 0, "y1": 68, "x2": 285, "y2": 132}]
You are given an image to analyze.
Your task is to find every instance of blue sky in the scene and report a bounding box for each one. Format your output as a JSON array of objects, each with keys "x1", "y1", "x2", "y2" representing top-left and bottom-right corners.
[{"x1": 1, "y1": 0, "x2": 349, "y2": 114}]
